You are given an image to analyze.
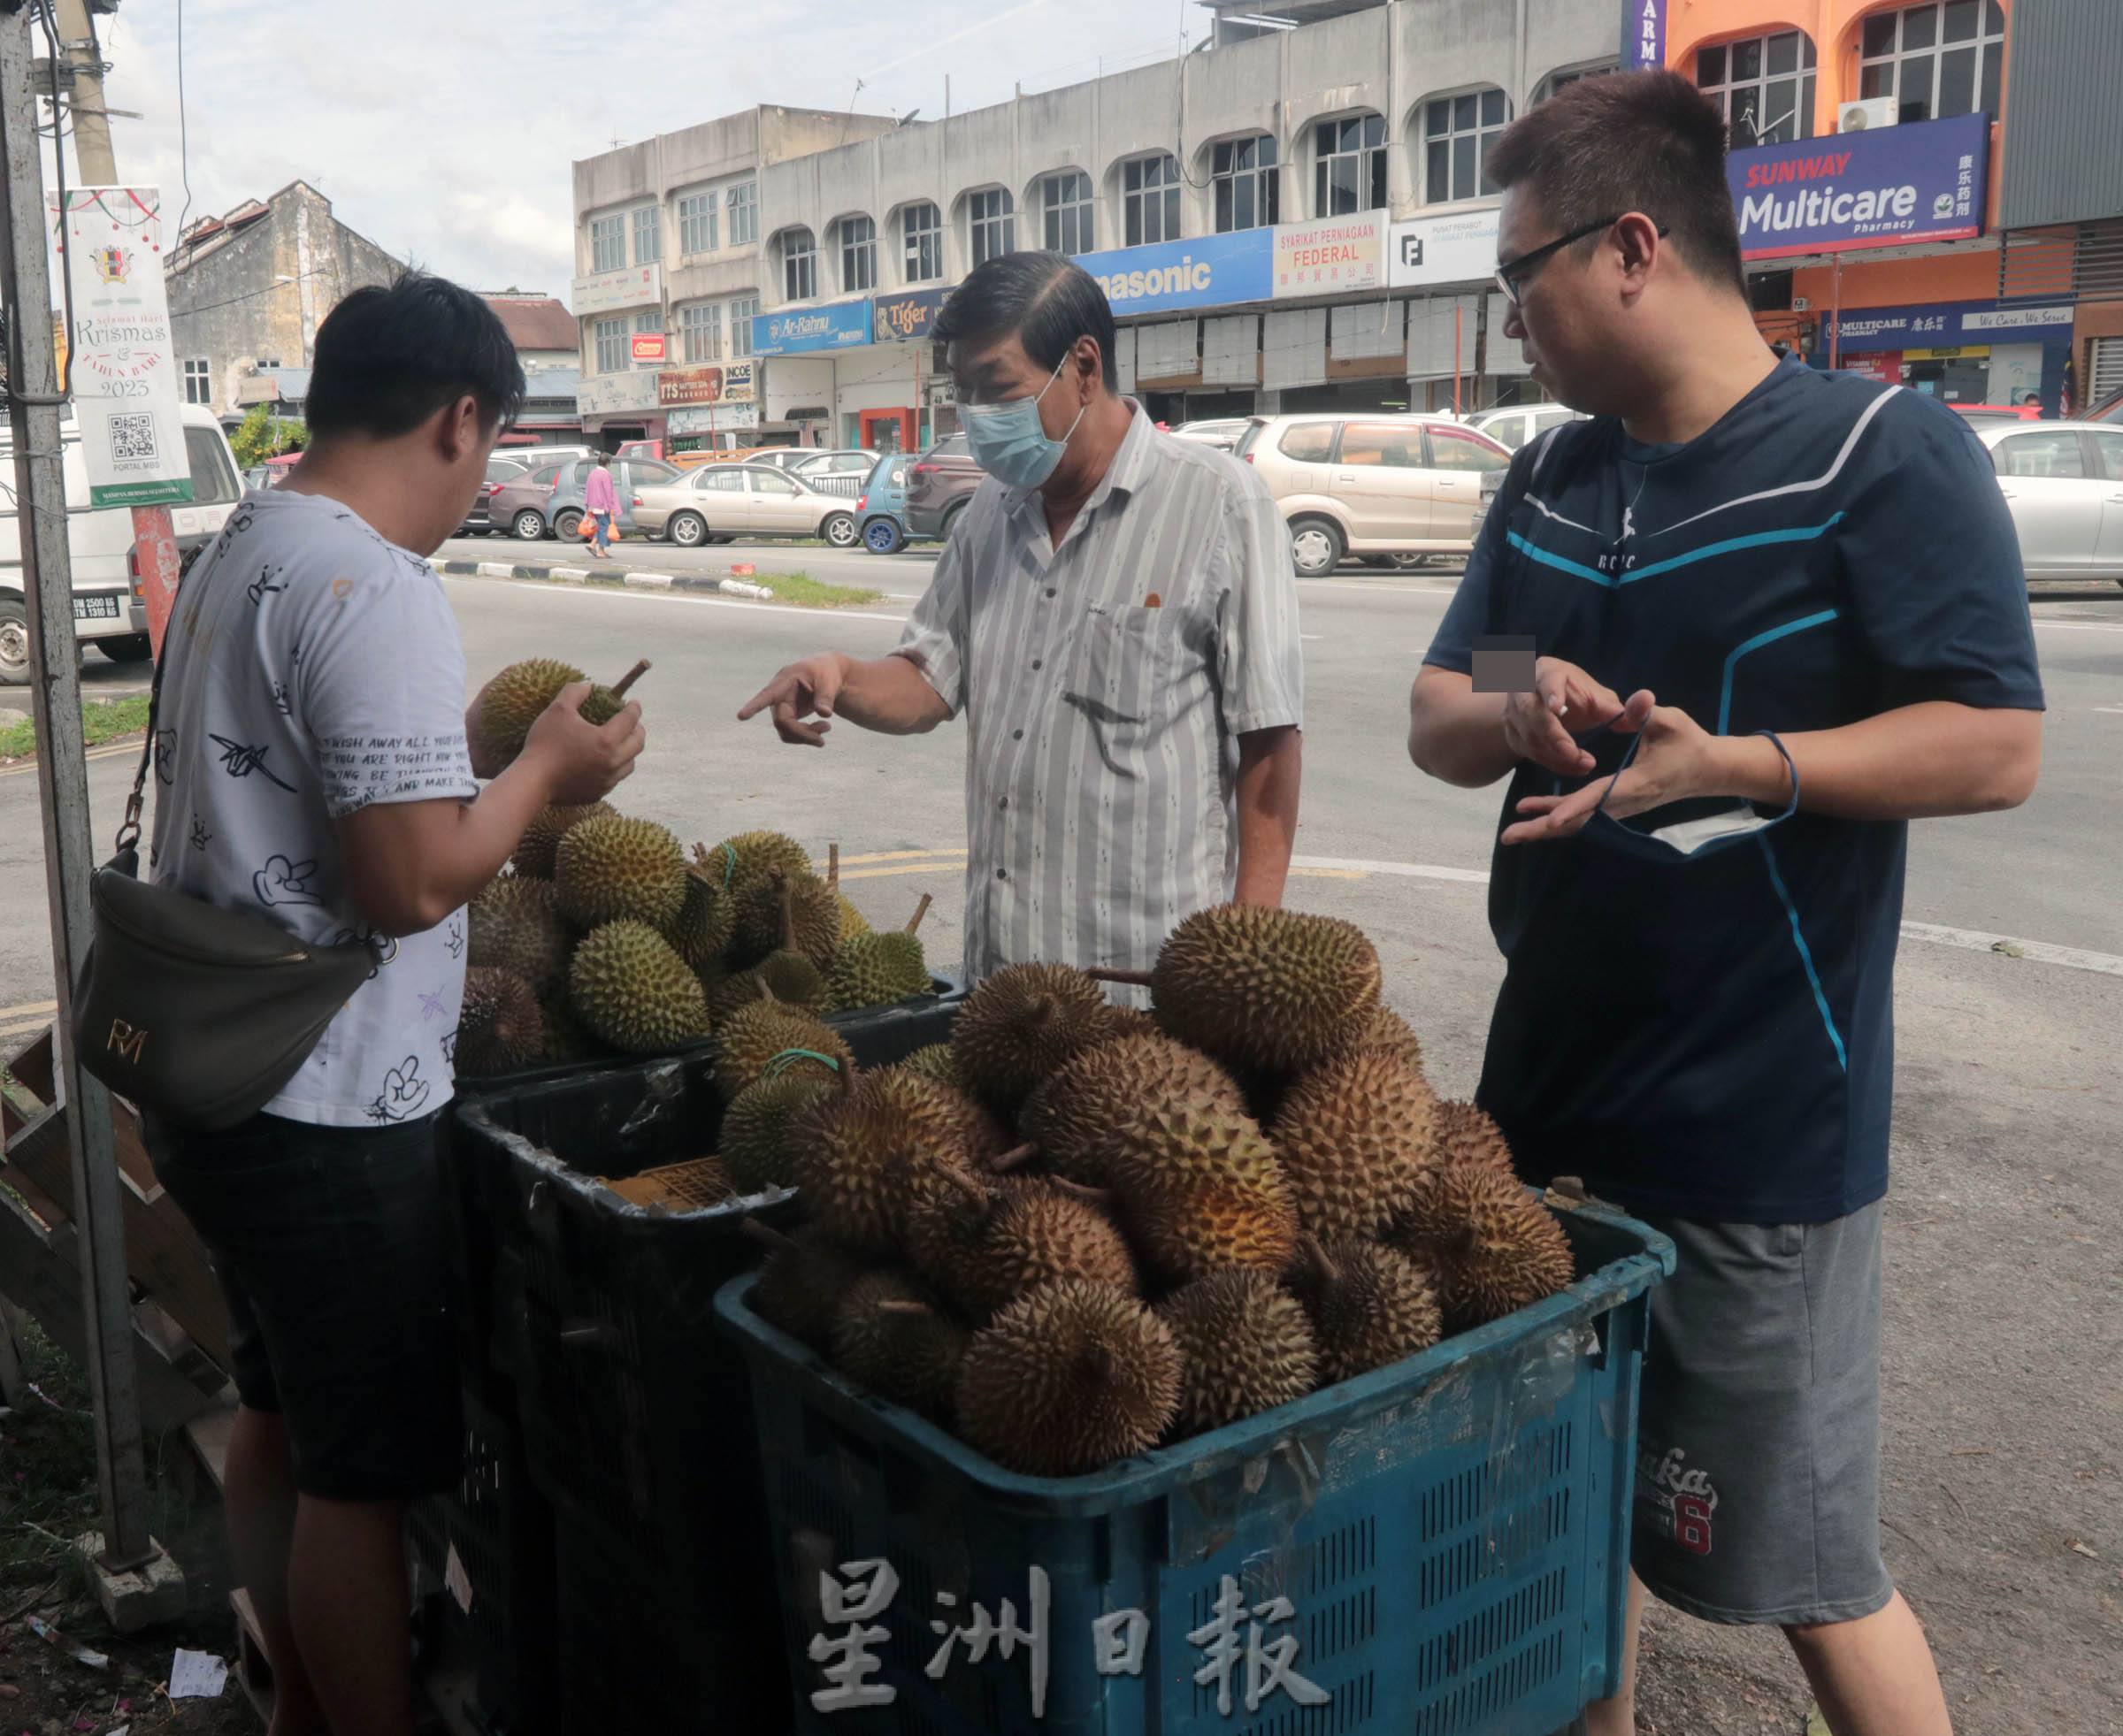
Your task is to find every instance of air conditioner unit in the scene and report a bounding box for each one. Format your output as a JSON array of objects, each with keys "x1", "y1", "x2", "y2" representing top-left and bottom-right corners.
[
  {"x1": 1792, "y1": 296, "x2": 1811, "y2": 312},
  {"x1": 1839, "y1": 97, "x2": 1897, "y2": 133}
]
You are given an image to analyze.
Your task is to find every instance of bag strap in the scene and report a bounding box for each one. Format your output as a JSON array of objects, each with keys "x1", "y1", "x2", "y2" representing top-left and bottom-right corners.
[{"x1": 113, "y1": 546, "x2": 196, "y2": 873}]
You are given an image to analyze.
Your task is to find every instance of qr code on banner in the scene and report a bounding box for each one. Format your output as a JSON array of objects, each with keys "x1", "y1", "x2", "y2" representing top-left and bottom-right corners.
[{"x1": 110, "y1": 414, "x2": 157, "y2": 463}]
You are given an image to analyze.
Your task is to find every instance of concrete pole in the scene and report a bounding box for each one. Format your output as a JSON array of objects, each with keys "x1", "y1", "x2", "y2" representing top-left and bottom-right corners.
[{"x1": 0, "y1": 4, "x2": 155, "y2": 1571}]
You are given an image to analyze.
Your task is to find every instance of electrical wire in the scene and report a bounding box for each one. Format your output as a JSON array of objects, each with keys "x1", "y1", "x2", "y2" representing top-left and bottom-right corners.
[
  {"x1": 173, "y1": 264, "x2": 334, "y2": 321},
  {"x1": 172, "y1": 0, "x2": 194, "y2": 250}
]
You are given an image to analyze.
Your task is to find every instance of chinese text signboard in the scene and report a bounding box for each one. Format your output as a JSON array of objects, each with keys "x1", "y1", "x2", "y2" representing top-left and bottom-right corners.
[
  {"x1": 1271, "y1": 214, "x2": 1384, "y2": 300},
  {"x1": 657, "y1": 359, "x2": 756, "y2": 407},
  {"x1": 1076, "y1": 230, "x2": 1273, "y2": 317},
  {"x1": 1820, "y1": 297, "x2": 2072, "y2": 354},
  {"x1": 52, "y1": 187, "x2": 193, "y2": 509},
  {"x1": 1727, "y1": 111, "x2": 1990, "y2": 260}
]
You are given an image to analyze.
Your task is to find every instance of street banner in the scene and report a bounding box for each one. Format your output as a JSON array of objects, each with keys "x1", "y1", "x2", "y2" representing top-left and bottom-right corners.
[
  {"x1": 1076, "y1": 230, "x2": 1272, "y2": 317},
  {"x1": 1271, "y1": 213, "x2": 1385, "y2": 299},
  {"x1": 571, "y1": 263, "x2": 661, "y2": 315},
  {"x1": 874, "y1": 286, "x2": 950, "y2": 341},
  {"x1": 754, "y1": 301, "x2": 872, "y2": 356},
  {"x1": 1728, "y1": 111, "x2": 1989, "y2": 259},
  {"x1": 51, "y1": 187, "x2": 192, "y2": 509},
  {"x1": 658, "y1": 358, "x2": 757, "y2": 406},
  {"x1": 669, "y1": 402, "x2": 760, "y2": 434},
  {"x1": 1388, "y1": 209, "x2": 1501, "y2": 288}
]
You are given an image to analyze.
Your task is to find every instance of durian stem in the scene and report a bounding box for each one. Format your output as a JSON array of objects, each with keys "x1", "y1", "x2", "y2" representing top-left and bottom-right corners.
[
  {"x1": 1083, "y1": 967, "x2": 1153, "y2": 988},
  {"x1": 988, "y1": 1142, "x2": 1038, "y2": 1174},
  {"x1": 827, "y1": 842, "x2": 840, "y2": 893},
  {"x1": 1080, "y1": 1342, "x2": 1115, "y2": 1382},
  {"x1": 1298, "y1": 1230, "x2": 1339, "y2": 1287},
  {"x1": 939, "y1": 1165, "x2": 993, "y2": 1208},
  {"x1": 776, "y1": 868, "x2": 797, "y2": 954},
  {"x1": 874, "y1": 1298, "x2": 933, "y2": 1318},
  {"x1": 741, "y1": 1217, "x2": 798, "y2": 1255},
  {"x1": 1046, "y1": 1175, "x2": 1114, "y2": 1206},
  {"x1": 904, "y1": 892, "x2": 932, "y2": 936},
  {"x1": 608, "y1": 658, "x2": 651, "y2": 700}
]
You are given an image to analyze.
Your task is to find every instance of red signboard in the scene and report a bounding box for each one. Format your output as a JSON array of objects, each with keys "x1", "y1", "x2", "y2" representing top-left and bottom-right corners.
[
  {"x1": 657, "y1": 364, "x2": 723, "y2": 406},
  {"x1": 631, "y1": 333, "x2": 667, "y2": 363}
]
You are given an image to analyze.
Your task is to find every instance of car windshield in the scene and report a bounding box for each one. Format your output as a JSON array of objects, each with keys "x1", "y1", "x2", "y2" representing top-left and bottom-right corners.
[
  {"x1": 1232, "y1": 421, "x2": 1267, "y2": 459},
  {"x1": 183, "y1": 425, "x2": 242, "y2": 506}
]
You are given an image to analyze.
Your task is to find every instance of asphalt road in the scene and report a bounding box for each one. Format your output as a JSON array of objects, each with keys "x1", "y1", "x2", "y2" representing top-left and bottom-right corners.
[{"x1": 3, "y1": 562, "x2": 2119, "y2": 1725}]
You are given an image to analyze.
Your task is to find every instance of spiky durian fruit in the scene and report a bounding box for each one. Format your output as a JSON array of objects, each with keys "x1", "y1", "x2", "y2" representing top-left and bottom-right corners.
[
  {"x1": 1399, "y1": 1166, "x2": 1575, "y2": 1333},
  {"x1": 698, "y1": 830, "x2": 813, "y2": 894},
  {"x1": 950, "y1": 962, "x2": 1119, "y2": 1118},
  {"x1": 1291, "y1": 1235, "x2": 1442, "y2": 1385},
  {"x1": 788, "y1": 1072, "x2": 993, "y2": 1257},
  {"x1": 747, "y1": 1220, "x2": 867, "y2": 1354},
  {"x1": 1268, "y1": 1051, "x2": 1440, "y2": 1239},
  {"x1": 457, "y1": 967, "x2": 545, "y2": 1077},
  {"x1": 1350, "y1": 1004, "x2": 1423, "y2": 1072},
  {"x1": 512, "y1": 801, "x2": 616, "y2": 879},
  {"x1": 1101, "y1": 1091, "x2": 1299, "y2": 1285},
  {"x1": 905, "y1": 1171, "x2": 1137, "y2": 1324},
  {"x1": 826, "y1": 897, "x2": 933, "y2": 1012},
  {"x1": 722, "y1": 1072, "x2": 833, "y2": 1195},
  {"x1": 554, "y1": 814, "x2": 689, "y2": 931},
  {"x1": 1155, "y1": 1271, "x2": 1318, "y2": 1438},
  {"x1": 1383, "y1": 1102, "x2": 1521, "y2": 1249},
  {"x1": 896, "y1": 1044, "x2": 958, "y2": 1087},
  {"x1": 474, "y1": 657, "x2": 648, "y2": 770},
  {"x1": 830, "y1": 1270, "x2": 970, "y2": 1424},
  {"x1": 537, "y1": 995, "x2": 602, "y2": 1065},
  {"x1": 567, "y1": 921, "x2": 709, "y2": 1054},
  {"x1": 727, "y1": 868, "x2": 841, "y2": 969},
  {"x1": 955, "y1": 1281, "x2": 1182, "y2": 1477},
  {"x1": 711, "y1": 999, "x2": 854, "y2": 1098},
  {"x1": 468, "y1": 876, "x2": 572, "y2": 999},
  {"x1": 665, "y1": 860, "x2": 735, "y2": 975},
  {"x1": 1093, "y1": 905, "x2": 1382, "y2": 1077},
  {"x1": 1018, "y1": 1032, "x2": 1245, "y2": 1188}
]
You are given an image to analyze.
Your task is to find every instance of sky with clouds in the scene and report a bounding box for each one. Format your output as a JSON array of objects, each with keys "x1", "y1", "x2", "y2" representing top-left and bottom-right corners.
[{"x1": 90, "y1": 0, "x2": 1215, "y2": 295}]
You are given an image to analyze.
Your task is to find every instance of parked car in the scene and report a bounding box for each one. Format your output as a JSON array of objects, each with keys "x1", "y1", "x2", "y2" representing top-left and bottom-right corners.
[
  {"x1": 2, "y1": 406, "x2": 242, "y2": 683},
  {"x1": 1233, "y1": 413, "x2": 1512, "y2": 577},
  {"x1": 904, "y1": 432, "x2": 983, "y2": 540},
  {"x1": 1974, "y1": 419, "x2": 2123, "y2": 584},
  {"x1": 457, "y1": 455, "x2": 531, "y2": 535},
  {"x1": 2088, "y1": 387, "x2": 2123, "y2": 425},
  {"x1": 855, "y1": 452, "x2": 925, "y2": 554},
  {"x1": 499, "y1": 442, "x2": 593, "y2": 467},
  {"x1": 490, "y1": 456, "x2": 680, "y2": 540},
  {"x1": 1168, "y1": 417, "x2": 1252, "y2": 450},
  {"x1": 489, "y1": 458, "x2": 572, "y2": 540},
  {"x1": 1469, "y1": 402, "x2": 1589, "y2": 451},
  {"x1": 631, "y1": 463, "x2": 861, "y2": 549},
  {"x1": 742, "y1": 447, "x2": 819, "y2": 474},
  {"x1": 792, "y1": 448, "x2": 879, "y2": 500}
]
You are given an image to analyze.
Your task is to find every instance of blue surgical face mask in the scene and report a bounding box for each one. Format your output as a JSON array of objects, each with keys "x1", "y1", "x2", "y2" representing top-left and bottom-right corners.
[{"x1": 957, "y1": 355, "x2": 1085, "y2": 489}]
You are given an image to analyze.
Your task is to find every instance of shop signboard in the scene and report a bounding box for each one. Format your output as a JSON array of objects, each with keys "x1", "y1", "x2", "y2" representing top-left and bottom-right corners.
[
  {"x1": 1076, "y1": 230, "x2": 1272, "y2": 317},
  {"x1": 1822, "y1": 297, "x2": 2073, "y2": 353},
  {"x1": 657, "y1": 359, "x2": 757, "y2": 407},
  {"x1": 1620, "y1": 0, "x2": 1666, "y2": 70},
  {"x1": 631, "y1": 333, "x2": 666, "y2": 363},
  {"x1": 1388, "y1": 208, "x2": 1501, "y2": 288},
  {"x1": 668, "y1": 401, "x2": 759, "y2": 433},
  {"x1": 576, "y1": 369, "x2": 663, "y2": 417},
  {"x1": 572, "y1": 262, "x2": 662, "y2": 315},
  {"x1": 874, "y1": 286, "x2": 950, "y2": 342},
  {"x1": 1272, "y1": 213, "x2": 1385, "y2": 299},
  {"x1": 1728, "y1": 112, "x2": 1990, "y2": 259},
  {"x1": 754, "y1": 300, "x2": 872, "y2": 355}
]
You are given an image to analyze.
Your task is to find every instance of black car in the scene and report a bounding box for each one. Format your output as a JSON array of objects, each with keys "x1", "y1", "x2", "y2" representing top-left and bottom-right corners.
[{"x1": 459, "y1": 455, "x2": 532, "y2": 535}]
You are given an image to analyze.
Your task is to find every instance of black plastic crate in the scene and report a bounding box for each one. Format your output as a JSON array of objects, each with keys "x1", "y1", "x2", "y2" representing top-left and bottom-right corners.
[{"x1": 406, "y1": 1383, "x2": 559, "y2": 1736}]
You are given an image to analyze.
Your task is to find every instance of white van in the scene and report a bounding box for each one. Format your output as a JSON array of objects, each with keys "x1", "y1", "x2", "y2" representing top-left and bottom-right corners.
[{"x1": 0, "y1": 404, "x2": 243, "y2": 684}]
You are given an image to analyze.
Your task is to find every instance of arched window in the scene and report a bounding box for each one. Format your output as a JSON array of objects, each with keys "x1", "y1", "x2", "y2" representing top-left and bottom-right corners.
[
  {"x1": 1697, "y1": 31, "x2": 1818, "y2": 145},
  {"x1": 902, "y1": 203, "x2": 943, "y2": 282},
  {"x1": 1859, "y1": 1, "x2": 2004, "y2": 124},
  {"x1": 968, "y1": 189, "x2": 1016, "y2": 266},
  {"x1": 1041, "y1": 172, "x2": 1094, "y2": 254},
  {"x1": 1315, "y1": 115, "x2": 1386, "y2": 216},
  {"x1": 1212, "y1": 135, "x2": 1279, "y2": 233},
  {"x1": 1123, "y1": 155, "x2": 1182, "y2": 247},
  {"x1": 1423, "y1": 90, "x2": 1509, "y2": 203},
  {"x1": 780, "y1": 228, "x2": 816, "y2": 302},
  {"x1": 839, "y1": 216, "x2": 877, "y2": 294}
]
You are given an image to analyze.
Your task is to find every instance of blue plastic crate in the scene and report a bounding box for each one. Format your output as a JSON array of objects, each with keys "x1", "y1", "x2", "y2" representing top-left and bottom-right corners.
[{"x1": 714, "y1": 1200, "x2": 1673, "y2": 1736}]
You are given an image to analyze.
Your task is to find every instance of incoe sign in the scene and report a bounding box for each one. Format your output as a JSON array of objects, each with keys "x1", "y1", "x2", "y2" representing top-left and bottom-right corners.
[{"x1": 1728, "y1": 111, "x2": 1989, "y2": 260}]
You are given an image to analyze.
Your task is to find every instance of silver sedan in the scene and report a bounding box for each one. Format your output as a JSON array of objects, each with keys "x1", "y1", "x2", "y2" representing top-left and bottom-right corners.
[
  {"x1": 1975, "y1": 419, "x2": 2123, "y2": 584},
  {"x1": 632, "y1": 462, "x2": 861, "y2": 549}
]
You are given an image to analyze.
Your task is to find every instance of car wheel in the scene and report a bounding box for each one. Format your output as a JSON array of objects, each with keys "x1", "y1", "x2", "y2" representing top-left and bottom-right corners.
[
  {"x1": 939, "y1": 501, "x2": 968, "y2": 542},
  {"x1": 512, "y1": 509, "x2": 546, "y2": 540},
  {"x1": 553, "y1": 509, "x2": 584, "y2": 540},
  {"x1": 1288, "y1": 516, "x2": 1345, "y2": 578},
  {"x1": 669, "y1": 512, "x2": 708, "y2": 547},
  {"x1": 824, "y1": 512, "x2": 858, "y2": 549},
  {"x1": 97, "y1": 634, "x2": 153, "y2": 664},
  {"x1": 0, "y1": 598, "x2": 31, "y2": 685},
  {"x1": 862, "y1": 516, "x2": 906, "y2": 554}
]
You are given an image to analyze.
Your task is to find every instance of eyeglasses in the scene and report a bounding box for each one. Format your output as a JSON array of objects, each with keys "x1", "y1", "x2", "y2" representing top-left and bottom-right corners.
[{"x1": 1493, "y1": 215, "x2": 1669, "y2": 305}]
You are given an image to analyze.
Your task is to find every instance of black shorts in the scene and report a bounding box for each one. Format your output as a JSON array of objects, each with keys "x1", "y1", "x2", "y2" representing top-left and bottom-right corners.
[{"x1": 146, "y1": 1109, "x2": 461, "y2": 1502}]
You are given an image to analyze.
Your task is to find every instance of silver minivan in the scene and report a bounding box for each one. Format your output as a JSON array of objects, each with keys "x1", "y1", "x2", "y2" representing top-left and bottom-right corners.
[{"x1": 0, "y1": 405, "x2": 243, "y2": 683}]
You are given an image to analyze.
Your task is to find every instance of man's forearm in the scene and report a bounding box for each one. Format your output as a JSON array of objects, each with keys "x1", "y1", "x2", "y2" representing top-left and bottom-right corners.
[
  {"x1": 832, "y1": 652, "x2": 954, "y2": 736},
  {"x1": 1408, "y1": 669, "x2": 1515, "y2": 787},
  {"x1": 1234, "y1": 727, "x2": 1301, "y2": 906},
  {"x1": 1715, "y1": 700, "x2": 2041, "y2": 820}
]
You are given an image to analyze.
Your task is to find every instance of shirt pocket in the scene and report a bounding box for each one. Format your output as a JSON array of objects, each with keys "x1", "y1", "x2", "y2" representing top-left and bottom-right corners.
[{"x1": 1062, "y1": 607, "x2": 1189, "y2": 771}]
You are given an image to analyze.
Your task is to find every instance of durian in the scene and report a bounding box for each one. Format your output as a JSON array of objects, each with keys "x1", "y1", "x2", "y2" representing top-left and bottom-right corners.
[
  {"x1": 905, "y1": 1170, "x2": 1137, "y2": 1323},
  {"x1": 1383, "y1": 1103, "x2": 1520, "y2": 1249},
  {"x1": 955, "y1": 1281, "x2": 1181, "y2": 1477},
  {"x1": 1156, "y1": 1271, "x2": 1318, "y2": 1437},
  {"x1": 665, "y1": 854, "x2": 736, "y2": 973},
  {"x1": 698, "y1": 830, "x2": 812, "y2": 897},
  {"x1": 1092, "y1": 905, "x2": 1382, "y2": 1076},
  {"x1": 457, "y1": 967, "x2": 545, "y2": 1076},
  {"x1": 513, "y1": 801, "x2": 615, "y2": 879},
  {"x1": 1291, "y1": 1235, "x2": 1442, "y2": 1385},
  {"x1": 468, "y1": 876, "x2": 572, "y2": 999},
  {"x1": 1399, "y1": 1166, "x2": 1575, "y2": 1333},
  {"x1": 475, "y1": 657, "x2": 649, "y2": 769},
  {"x1": 789, "y1": 1070, "x2": 1000, "y2": 1255},
  {"x1": 538, "y1": 996, "x2": 602, "y2": 1065},
  {"x1": 1018, "y1": 1032, "x2": 1245, "y2": 1188},
  {"x1": 746, "y1": 1219, "x2": 865, "y2": 1354},
  {"x1": 830, "y1": 1270, "x2": 970, "y2": 1423},
  {"x1": 712, "y1": 998, "x2": 854, "y2": 1099},
  {"x1": 727, "y1": 867, "x2": 841, "y2": 969},
  {"x1": 1351, "y1": 1004, "x2": 1423, "y2": 1071},
  {"x1": 732, "y1": 874, "x2": 833, "y2": 1015},
  {"x1": 1269, "y1": 1051, "x2": 1440, "y2": 1239},
  {"x1": 722, "y1": 1072, "x2": 832, "y2": 1195},
  {"x1": 827, "y1": 894, "x2": 933, "y2": 1013},
  {"x1": 568, "y1": 920, "x2": 710, "y2": 1054},
  {"x1": 555, "y1": 814, "x2": 689, "y2": 931},
  {"x1": 950, "y1": 962, "x2": 1118, "y2": 1117},
  {"x1": 897, "y1": 1044, "x2": 958, "y2": 1087},
  {"x1": 1100, "y1": 1090, "x2": 1299, "y2": 1284}
]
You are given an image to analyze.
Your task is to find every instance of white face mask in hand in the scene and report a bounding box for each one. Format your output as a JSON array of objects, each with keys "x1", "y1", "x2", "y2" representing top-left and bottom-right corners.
[{"x1": 1578, "y1": 728, "x2": 1800, "y2": 862}]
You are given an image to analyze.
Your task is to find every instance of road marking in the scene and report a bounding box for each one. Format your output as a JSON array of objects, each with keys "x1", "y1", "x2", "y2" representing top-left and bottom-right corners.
[
  {"x1": 1897, "y1": 922, "x2": 2123, "y2": 979},
  {"x1": 0, "y1": 1017, "x2": 56, "y2": 1044},
  {"x1": 823, "y1": 848, "x2": 964, "y2": 868},
  {"x1": 1291, "y1": 854, "x2": 1493, "y2": 883},
  {"x1": 0, "y1": 999, "x2": 57, "y2": 1021},
  {"x1": 443, "y1": 577, "x2": 908, "y2": 626},
  {"x1": 0, "y1": 742, "x2": 138, "y2": 781},
  {"x1": 2096, "y1": 706, "x2": 2123, "y2": 715}
]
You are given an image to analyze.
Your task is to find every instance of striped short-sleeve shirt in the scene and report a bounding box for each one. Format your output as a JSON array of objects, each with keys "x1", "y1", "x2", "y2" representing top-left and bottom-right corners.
[{"x1": 895, "y1": 402, "x2": 1304, "y2": 983}]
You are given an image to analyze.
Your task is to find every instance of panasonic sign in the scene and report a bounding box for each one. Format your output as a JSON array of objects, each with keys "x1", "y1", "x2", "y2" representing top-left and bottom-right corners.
[{"x1": 1074, "y1": 230, "x2": 1272, "y2": 316}]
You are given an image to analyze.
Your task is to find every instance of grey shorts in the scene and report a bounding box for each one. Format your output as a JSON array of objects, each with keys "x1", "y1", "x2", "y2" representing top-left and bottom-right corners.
[{"x1": 1629, "y1": 1201, "x2": 1894, "y2": 1628}]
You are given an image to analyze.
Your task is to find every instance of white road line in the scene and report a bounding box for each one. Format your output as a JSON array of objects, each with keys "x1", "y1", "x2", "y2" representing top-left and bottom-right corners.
[
  {"x1": 1291, "y1": 854, "x2": 1493, "y2": 883},
  {"x1": 441, "y1": 577, "x2": 908, "y2": 626},
  {"x1": 0, "y1": 998, "x2": 57, "y2": 1020},
  {"x1": 2032, "y1": 618, "x2": 2123, "y2": 632},
  {"x1": 1897, "y1": 922, "x2": 2123, "y2": 979}
]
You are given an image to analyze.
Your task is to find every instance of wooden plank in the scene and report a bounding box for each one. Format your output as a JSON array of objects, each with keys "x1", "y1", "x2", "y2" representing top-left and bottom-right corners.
[
  {"x1": 3, "y1": 1024, "x2": 55, "y2": 1104},
  {"x1": 0, "y1": 1293, "x2": 24, "y2": 1404}
]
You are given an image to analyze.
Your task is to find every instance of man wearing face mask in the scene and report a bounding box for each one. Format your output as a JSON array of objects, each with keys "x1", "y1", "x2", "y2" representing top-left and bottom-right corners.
[
  {"x1": 1407, "y1": 73, "x2": 2043, "y2": 1736},
  {"x1": 740, "y1": 251, "x2": 1304, "y2": 984}
]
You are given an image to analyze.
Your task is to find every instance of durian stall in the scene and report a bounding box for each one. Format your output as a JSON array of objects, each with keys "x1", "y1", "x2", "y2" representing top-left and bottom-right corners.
[{"x1": 425, "y1": 762, "x2": 1674, "y2": 1736}]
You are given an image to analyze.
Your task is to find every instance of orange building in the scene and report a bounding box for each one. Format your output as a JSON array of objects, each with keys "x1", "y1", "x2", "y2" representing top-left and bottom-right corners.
[{"x1": 1644, "y1": 0, "x2": 2096, "y2": 410}]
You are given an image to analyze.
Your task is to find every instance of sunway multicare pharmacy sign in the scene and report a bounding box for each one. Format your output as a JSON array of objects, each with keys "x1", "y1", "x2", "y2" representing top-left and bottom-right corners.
[{"x1": 1728, "y1": 111, "x2": 1989, "y2": 259}]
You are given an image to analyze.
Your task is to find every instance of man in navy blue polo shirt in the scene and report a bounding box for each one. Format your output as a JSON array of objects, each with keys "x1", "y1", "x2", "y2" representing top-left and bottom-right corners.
[{"x1": 1409, "y1": 72, "x2": 2042, "y2": 1736}]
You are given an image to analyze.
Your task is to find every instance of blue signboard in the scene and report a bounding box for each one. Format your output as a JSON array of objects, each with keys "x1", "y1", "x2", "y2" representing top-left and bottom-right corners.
[
  {"x1": 753, "y1": 300, "x2": 871, "y2": 356},
  {"x1": 1620, "y1": 0, "x2": 1666, "y2": 71},
  {"x1": 1728, "y1": 111, "x2": 1989, "y2": 259},
  {"x1": 1822, "y1": 296, "x2": 2075, "y2": 352},
  {"x1": 872, "y1": 286, "x2": 949, "y2": 343},
  {"x1": 1074, "y1": 230, "x2": 1273, "y2": 317}
]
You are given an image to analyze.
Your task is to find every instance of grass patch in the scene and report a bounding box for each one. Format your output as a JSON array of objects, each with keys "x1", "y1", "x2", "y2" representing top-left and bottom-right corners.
[
  {"x1": 0, "y1": 693, "x2": 152, "y2": 761},
  {"x1": 755, "y1": 570, "x2": 888, "y2": 609}
]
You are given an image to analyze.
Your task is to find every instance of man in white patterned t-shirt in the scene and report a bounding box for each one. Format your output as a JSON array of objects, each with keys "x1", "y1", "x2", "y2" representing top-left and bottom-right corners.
[{"x1": 145, "y1": 277, "x2": 643, "y2": 1736}]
